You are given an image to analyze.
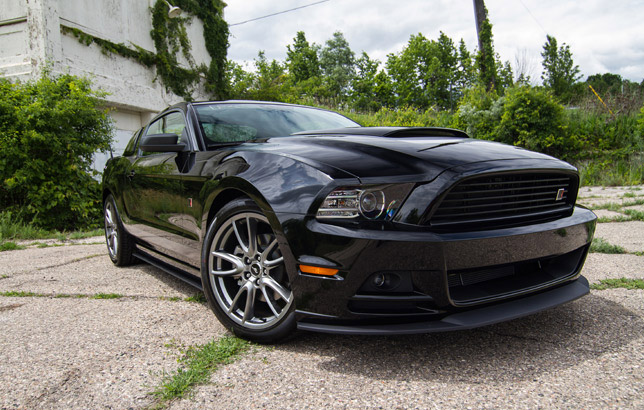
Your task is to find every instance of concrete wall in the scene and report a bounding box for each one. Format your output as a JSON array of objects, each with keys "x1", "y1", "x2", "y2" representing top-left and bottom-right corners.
[{"x1": 0, "y1": 0, "x2": 213, "y2": 171}]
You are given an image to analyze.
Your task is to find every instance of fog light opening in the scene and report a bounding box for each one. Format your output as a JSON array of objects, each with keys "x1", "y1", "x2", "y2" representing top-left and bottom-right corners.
[{"x1": 373, "y1": 273, "x2": 386, "y2": 287}]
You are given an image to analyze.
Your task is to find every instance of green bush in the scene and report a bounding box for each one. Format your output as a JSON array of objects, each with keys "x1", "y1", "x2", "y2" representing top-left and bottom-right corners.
[
  {"x1": 0, "y1": 72, "x2": 113, "y2": 230},
  {"x1": 495, "y1": 86, "x2": 573, "y2": 157},
  {"x1": 345, "y1": 106, "x2": 453, "y2": 128},
  {"x1": 638, "y1": 103, "x2": 644, "y2": 137},
  {"x1": 454, "y1": 85, "x2": 502, "y2": 140}
]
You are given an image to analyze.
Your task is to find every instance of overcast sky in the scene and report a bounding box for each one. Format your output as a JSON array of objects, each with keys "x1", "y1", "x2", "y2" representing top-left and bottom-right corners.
[{"x1": 224, "y1": 0, "x2": 644, "y2": 83}]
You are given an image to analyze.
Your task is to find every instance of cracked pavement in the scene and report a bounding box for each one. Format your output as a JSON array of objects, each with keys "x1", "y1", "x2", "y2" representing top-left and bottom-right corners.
[{"x1": 0, "y1": 185, "x2": 643, "y2": 409}]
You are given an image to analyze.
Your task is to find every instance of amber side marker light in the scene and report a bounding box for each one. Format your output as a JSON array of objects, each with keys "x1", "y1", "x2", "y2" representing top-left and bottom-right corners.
[{"x1": 299, "y1": 265, "x2": 339, "y2": 276}]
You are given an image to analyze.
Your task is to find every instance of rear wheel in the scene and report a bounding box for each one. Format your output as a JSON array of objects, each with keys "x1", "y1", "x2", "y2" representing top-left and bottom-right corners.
[
  {"x1": 104, "y1": 194, "x2": 135, "y2": 266},
  {"x1": 201, "y1": 198, "x2": 295, "y2": 343}
]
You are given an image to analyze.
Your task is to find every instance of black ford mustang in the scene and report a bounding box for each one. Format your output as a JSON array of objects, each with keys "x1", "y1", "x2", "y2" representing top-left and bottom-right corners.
[{"x1": 102, "y1": 100, "x2": 596, "y2": 342}]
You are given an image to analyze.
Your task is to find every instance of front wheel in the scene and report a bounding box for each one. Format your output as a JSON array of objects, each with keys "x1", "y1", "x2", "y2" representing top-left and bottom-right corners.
[
  {"x1": 104, "y1": 194, "x2": 135, "y2": 266},
  {"x1": 201, "y1": 198, "x2": 296, "y2": 343}
]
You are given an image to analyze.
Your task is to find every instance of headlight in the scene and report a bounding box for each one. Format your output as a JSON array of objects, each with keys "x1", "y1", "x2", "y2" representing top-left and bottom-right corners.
[{"x1": 316, "y1": 184, "x2": 414, "y2": 221}]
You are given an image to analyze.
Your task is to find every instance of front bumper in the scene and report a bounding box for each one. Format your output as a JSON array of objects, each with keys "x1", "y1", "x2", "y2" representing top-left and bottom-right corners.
[
  {"x1": 297, "y1": 276, "x2": 590, "y2": 334},
  {"x1": 280, "y1": 206, "x2": 596, "y2": 334}
]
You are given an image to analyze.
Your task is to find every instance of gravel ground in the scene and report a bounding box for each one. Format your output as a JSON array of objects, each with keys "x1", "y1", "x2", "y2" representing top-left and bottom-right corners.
[{"x1": 0, "y1": 186, "x2": 642, "y2": 409}]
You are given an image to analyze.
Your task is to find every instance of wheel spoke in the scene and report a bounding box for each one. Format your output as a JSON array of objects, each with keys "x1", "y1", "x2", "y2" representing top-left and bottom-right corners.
[
  {"x1": 264, "y1": 256, "x2": 283, "y2": 268},
  {"x1": 260, "y1": 277, "x2": 291, "y2": 302},
  {"x1": 246, "y1": 217, "x2": 257, "y2": 255},
  {"x1": 228, "y1": 281, "x2": 250, "y2": 314},
  {"x1": 210, "y1": 251, "x2": 245, "y2": 277},
  {"x1": 260, "y1": 286, "x2": 280, "y2": 317},
  {"x1": 232, "y1": 219, "x2": 248, "y2": 253},
  {"x1": 105, "y1": 208, "x2": 114, "y2": 226},
  {"x1": 260, "y1": 238, "x2": 282, "y2": 267},
  {"x1": 242, "y1": 284, "x2": 256, "y2": 324}
]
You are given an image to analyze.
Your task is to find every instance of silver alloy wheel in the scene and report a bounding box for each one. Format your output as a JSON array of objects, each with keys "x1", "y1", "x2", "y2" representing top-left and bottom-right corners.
[
  {"x1": 104, "y1": 201, "x2": 118, "y2": 258},
  {"x1": 208, "y1": 212, "x2": 293, "y2": 329}
]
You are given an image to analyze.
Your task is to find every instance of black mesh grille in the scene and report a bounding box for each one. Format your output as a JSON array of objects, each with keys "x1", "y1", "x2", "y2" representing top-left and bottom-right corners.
[{"x1": 429, "y1": 172, "x2": 577, "y2": 231}]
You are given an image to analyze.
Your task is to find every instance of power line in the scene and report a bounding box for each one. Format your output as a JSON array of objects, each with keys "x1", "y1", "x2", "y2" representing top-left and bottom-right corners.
[
  {"x1": 229, "y1": 0, "x2": 331, "y2": 27},
  {"x1": 517, "y1": 0, "x2": 548, "y2": 35}
]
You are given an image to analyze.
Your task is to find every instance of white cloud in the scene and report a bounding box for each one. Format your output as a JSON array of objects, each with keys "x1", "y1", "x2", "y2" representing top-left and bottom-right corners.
[{"x1": 225, "y1": 0, "x2": 644, "y2": 82}]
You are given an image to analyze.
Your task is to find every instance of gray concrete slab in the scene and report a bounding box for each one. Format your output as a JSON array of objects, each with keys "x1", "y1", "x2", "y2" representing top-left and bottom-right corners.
[
  {"x1": 0, "y1": 297, "x2": 225, "y2": 410},
  {"x1": 595, "y1": 221, "x2": 644, "y2": 253},
  {"x1": 168, "y1": 290, "x2": 644, "y2": 410},
  {"x1": 0, "y1": 248, "x2": 197, "y2": 298},
  {"x1": 582, "y1": 253, "x2": 644, "y2": 282}
]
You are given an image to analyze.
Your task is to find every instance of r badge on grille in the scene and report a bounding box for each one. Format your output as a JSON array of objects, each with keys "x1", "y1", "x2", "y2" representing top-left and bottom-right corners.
[{"x1": 555, "y1": 188, "x2": 566, "y2": 201}]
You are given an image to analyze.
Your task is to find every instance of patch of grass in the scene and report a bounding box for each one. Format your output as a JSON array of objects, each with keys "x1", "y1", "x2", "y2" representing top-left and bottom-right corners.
[
  {"x1": 1, "y1": 274, "x2": 9, "y2": 279},
  {"x1": 68, "y1": 229, "x2": 104, "y2": 240},
  {"x1": 590, "y1": 237, "x2": 627, "y2": 254},
  {"x1": 184, "y1": 293, "x2": 206, "y2": 304},
  {"x1": 91, "y1": 293, "x2": 123, "y2": 299},
  {"x1": 0, "y1": 241, "x2": 26, "y2": 252},
  {"x1": 623, "y1": 209, "x2": 644, "y2": 221},
  {"x1": 0, "y1": 212, "x2": 51, "y2": 241},
  {"x1": 0, "y1": 290, "x2": 43, "y2": 297},
  {"x1": 592, "y1": 198, "x2": 644, "y2": 211},
  {"x1": 576, "y1": 155, "x2": 644, "y2": 187},
  {"x1": 623, "y1": 192, "x2": 637, "y2": 198},
  {"x1": 596, "y1": 216, "x2": 631, "y2": 223},
  {"x1": 0, "y1": 211, "x2": 103, "y2": 242},
  {"x1": 591, "y1": 278, "x2": 644, "y2": 290},
  {"x1": 150, "y1": 336, "x2": 249, "y2": 406}
]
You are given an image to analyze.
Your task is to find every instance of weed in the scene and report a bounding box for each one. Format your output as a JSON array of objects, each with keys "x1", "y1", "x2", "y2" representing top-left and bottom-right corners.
[
  {"x1": 184, "y1": 293, "x2": 206, "y2": 304},
  {"x1": 590, "y1": 238, "x2": 627, "y2": 254},
  {"x1": 623, "y1": 209, "x2": 644, "y2": 221},
  {"x1": 591, "y1": 278, "x2": 644, "y2": 290},
  {"x1": 150, "y1": 336, "x2": 249, "y2": 405},
  {"x1": 0, "y1": 241, "x2": 26, "y2": 252},
  {"x1": 91, "y1": 293, "x2": 123, "y2": 299},
  {"x1": 0, "y1": 291, "x2": 43, "y2": 297}
]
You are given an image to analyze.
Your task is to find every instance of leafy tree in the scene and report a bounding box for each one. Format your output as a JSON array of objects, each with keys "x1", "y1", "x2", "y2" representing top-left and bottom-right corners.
[
  {"x1": 319, "y1": 31, "x2": 356, "y2": 104},
  {"x1": 586, "y1": 73, "x2": 623, "y2": 95},
  {"x1": 0, "y1": 72, "x2": 113, "y2": 229},
  {"x1": 349, "y1": 52, "x2": 395, "y2": 111},
  {"x1": 541, "y1": 35, "x2": 581, "y2": 101},
  {"x1": 286, "y1": 31, "x2": 320, "y2": 84},
  {"x1": 387, "y1": 32, "x2": 464, "y2": 110},
  {"x1": 455, "y1": 39, "x2": 477, "y2": 92}
]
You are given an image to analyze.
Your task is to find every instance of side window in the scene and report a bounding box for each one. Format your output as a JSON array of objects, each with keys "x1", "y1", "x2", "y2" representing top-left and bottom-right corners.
[{"x1": 140, "y1": 111, "x2": 187, "y2": 156}]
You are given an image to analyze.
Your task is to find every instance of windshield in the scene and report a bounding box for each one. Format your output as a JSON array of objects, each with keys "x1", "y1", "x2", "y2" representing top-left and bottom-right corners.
[{"x1": 194, "y1": 103, "x2": 360, "y2": 147}]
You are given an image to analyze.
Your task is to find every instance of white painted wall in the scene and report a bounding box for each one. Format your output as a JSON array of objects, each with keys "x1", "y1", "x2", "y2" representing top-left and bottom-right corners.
[{"x1": 0, "y1": 0, "x2": 214, "y2": 172}]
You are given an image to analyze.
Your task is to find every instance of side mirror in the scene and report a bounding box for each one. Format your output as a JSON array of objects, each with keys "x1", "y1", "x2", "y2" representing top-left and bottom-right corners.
[{"x1": 139, "y1": 133, "x2": 188, "y2": 152}]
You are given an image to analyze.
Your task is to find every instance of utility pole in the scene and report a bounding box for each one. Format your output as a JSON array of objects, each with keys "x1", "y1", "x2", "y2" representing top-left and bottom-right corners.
[
  {"x1": 472, "y1": 0, "x2": 496, "y2": 90},
  {"x1": 473, "y1": 0, "x2": 487, "y2": 53}
]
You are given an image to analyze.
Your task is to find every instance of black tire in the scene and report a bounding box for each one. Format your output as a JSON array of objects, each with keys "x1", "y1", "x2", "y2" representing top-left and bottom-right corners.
[
  {"x1": 104, "y1": 194, "x2": 136, "y2": 266},
  {"x1": 201, "y1": 198, "x2": 296, "y2": 343}
]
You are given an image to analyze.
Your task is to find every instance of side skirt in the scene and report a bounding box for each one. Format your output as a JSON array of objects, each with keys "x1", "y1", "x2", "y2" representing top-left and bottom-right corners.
[{"x1": 133, "y1": 248, "x2": 203, "y2": 291}]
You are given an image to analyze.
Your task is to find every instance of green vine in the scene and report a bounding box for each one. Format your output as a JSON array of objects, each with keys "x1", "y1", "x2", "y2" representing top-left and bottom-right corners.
[{"x1": 60, "y1": 0, "x2": 228, "y2": 100}]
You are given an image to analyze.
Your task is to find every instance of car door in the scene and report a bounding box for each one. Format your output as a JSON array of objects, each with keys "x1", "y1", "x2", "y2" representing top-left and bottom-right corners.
[{"x1": 122, "y1": 110, "x2": 196, "y2": 263}]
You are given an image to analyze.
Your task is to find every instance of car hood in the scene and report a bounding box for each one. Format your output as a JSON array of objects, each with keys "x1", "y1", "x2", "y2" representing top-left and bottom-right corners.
[{"x1": 238, "y1": 127, "x2": 568, "y2": 181}]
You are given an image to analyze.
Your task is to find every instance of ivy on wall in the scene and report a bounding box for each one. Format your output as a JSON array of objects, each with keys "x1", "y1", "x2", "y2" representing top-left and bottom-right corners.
[{"x1": 60, "y1": 0, "x2": 228, "y2": 100}]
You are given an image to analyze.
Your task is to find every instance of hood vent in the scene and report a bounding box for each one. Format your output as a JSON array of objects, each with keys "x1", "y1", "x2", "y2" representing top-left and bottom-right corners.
[{"x1": 292, "y1": 127, "x2": 469, "y2": 139}]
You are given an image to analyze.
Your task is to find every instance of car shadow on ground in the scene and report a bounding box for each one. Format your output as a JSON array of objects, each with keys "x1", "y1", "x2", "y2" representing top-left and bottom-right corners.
[
  {"x1": 122, "y1": 263, "x2": 201, "y2": 297},
  {"x1": 278, "y1": 294, "x2": 642, "y2": 383}
]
